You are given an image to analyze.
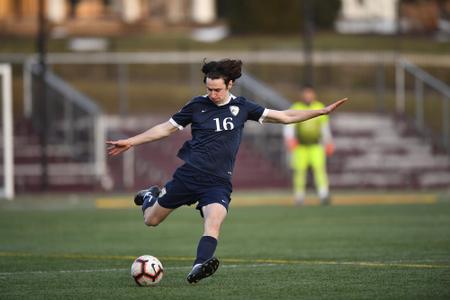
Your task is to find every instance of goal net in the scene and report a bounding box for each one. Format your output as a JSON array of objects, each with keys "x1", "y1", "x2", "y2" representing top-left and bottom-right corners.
[{"x1": 0, "y1": 64, "x2": 14, "y2": 200}]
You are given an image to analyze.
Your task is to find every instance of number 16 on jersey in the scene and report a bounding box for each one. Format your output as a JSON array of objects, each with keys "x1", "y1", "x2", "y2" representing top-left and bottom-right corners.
[{"x1": 213, "y1": 117, "x2": 234, "y2": 132}]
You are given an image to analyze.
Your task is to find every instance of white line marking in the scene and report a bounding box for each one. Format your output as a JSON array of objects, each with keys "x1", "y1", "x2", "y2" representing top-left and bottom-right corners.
[
  {"x1": 0, "y1": 268, "x2": 127, "y2": 276},
  {"x1": 0, "y1": 264, "x2": 279, "y2": 277},
  {"x1": 0, "y1": 252, "x2": 448, "y2": 270}
]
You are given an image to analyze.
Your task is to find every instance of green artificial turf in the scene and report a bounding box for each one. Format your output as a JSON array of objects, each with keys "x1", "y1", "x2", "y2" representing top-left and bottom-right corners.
[{"x1": 0, "y1": 198, "x2": 449, "y2": 299}]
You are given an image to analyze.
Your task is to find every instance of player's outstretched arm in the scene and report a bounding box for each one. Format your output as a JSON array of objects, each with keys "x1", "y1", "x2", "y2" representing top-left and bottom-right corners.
[
  {"x1": 264, "y1": 98, "x2": 347, "y2": 124},
  {"x1": 106, "y1": 120, "x2": 178, "y2": 156}
]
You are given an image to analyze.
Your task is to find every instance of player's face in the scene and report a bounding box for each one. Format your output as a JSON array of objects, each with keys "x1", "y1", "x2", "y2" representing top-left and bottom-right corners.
[
  {"x1": 301, "y1": 88, "x2": 315, "y2": 104},
  {"x1": 206, "y1": 77, "x2": 232, "y2": 105}
]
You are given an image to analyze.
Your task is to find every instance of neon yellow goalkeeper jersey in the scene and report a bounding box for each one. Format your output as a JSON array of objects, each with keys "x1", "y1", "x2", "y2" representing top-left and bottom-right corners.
[{"x1": 291, "y1": 101, "x2": 328, "y2": 144}]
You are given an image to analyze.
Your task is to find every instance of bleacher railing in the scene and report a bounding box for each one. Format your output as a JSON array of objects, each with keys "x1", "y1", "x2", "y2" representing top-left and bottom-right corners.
[
  {"x1": 24, "y1": 59, "x2": 107, "y2": 186},
  {"x1": 396, "y1": 58, "x2": 450, "y2": 157}
]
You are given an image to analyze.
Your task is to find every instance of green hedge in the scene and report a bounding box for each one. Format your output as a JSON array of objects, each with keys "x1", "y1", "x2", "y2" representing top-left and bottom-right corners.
[{"x1": 217, "y1": 0, "x2": 341, "y2": 34}]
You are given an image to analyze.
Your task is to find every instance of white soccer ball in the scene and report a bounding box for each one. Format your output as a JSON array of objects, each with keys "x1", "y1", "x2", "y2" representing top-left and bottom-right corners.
[{"x1": 131, "y1": 255, "x2": 164, "y2": 286}]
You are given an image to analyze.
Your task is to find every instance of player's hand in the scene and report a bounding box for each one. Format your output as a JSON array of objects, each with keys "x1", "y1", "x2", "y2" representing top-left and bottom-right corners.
[
  {"x1": 323, "y1": 98, "x2": 348, "y2": 115},
  {"x1": 106, "y1": 140, "x2": 132, "y2": 156}
]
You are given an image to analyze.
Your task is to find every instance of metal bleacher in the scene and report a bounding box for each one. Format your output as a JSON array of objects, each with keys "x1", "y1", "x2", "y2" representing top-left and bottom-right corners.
[
  {"x1": 10, "y1": 54, "x2": 449, "y2": 192},
  {"x1": 15, "y1": 61, "x2": 107, "y2": 192}
]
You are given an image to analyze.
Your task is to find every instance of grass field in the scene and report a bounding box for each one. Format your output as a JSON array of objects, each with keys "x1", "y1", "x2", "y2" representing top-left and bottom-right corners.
[{"x1": 1, "y1": 193, "x2": 450, "y2": 299}]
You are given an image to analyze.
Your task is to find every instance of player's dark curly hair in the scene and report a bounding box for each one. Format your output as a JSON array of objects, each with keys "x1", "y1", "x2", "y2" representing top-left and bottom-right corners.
[{"x1": 201, "y1": 59, "x2": 243, "y2": 85}]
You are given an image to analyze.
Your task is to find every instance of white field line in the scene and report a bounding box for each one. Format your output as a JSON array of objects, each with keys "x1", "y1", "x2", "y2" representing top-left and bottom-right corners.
[
  {"x1": 1, "y1": 252, "x2": 448, "y2": 274},
  {"x1": 0, "y1": 264, "x2": 278, "y2": 277},
  {"x1": 2, "y1": 258, "x2": 450, "y2": 278}
]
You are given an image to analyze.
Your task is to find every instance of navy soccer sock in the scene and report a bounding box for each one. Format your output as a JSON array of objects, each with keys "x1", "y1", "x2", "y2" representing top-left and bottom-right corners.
[
  {"x1": 141, "y1": 193, "x2": 158, "y2": 213},
  {"x1": 194, "y1": 236, "x2": 218, "y2": 266}
]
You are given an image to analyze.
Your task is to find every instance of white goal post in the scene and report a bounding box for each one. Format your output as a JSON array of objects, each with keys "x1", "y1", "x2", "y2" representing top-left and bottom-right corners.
[{"x1": 0, "y1": 64, "x2": 14, "y2": 200}]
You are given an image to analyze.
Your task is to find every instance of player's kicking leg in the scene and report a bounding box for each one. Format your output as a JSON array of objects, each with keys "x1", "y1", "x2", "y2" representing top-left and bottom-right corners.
[
  {"x1": 134, "y1": 186, "x2": 161, "y2": 206},
  {"x1": 134, "y1": 186, "x2": 173, "y2": 226},
  {"x1": 187, "y1": 203, "x2": 227, "y2": 284}
]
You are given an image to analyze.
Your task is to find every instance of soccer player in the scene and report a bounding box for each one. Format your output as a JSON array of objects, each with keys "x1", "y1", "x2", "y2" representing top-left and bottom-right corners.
[
  {"x1": 283, "y1": 85, "x2": 335, "y2": 205},
  {"x1": 106, "y1": 59, "x2": 347, "y2": 284}
]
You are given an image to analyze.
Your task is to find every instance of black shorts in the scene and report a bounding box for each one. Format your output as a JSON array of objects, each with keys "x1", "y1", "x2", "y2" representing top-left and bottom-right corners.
[{"x1": 157, "y1": 164, "x2": 232, "y2": 216}]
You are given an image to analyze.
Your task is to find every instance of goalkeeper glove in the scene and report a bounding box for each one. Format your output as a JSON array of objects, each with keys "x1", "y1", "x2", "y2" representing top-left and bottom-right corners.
[
  {"x1": 325, "y1": 143, "x2": 335, "y2": 156},
  {"x1": 285, "y1": 138, "x2": 299, "y2": 152}
]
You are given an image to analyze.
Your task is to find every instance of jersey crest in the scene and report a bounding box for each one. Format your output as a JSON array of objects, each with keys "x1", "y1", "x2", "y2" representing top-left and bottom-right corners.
[{"x1": 230, "y1": 105, "x2": 239, "y2": 116}]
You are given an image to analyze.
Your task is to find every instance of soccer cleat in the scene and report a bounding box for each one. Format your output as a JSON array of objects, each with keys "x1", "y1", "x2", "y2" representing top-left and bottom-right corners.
[
  {"x1": 134, "y1": 186, "x2": 161, "y2": 206},
  {"x1": 320, "y1": 195, "x2": 331, "y2": 206},
  {"x1": 294, "y1": 192, "x2": 305, "y2": 206},
  {"x1": 294, "y1": 197, "x2": 305, "y2": 206},
  {"x1": 186, "y1": 257, "x2": 220, "y2": 284}
]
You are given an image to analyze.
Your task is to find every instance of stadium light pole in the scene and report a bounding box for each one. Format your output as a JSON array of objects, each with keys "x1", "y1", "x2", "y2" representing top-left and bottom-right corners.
[
  {"x1": 37, "y1": 0, "x2": 48, "y2": 190},
  {"x1": 302, "y1": 0, "x2": 314, "y2": 87},
  {"x1": 395, "y1": 0, "x2": 403, "y2": 54}
]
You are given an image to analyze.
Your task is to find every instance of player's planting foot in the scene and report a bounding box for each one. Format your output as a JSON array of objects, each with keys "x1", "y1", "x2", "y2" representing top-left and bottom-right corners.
[
  {"x1": 186, "y1": 256, "x2": 220, "y2": 284},
  {"x1": 320, "y1": 195, "x2": 331, "y2": 206},
  {"x1": 294, "y1": 192, "x2": 305, "y2": 206},
  {"x1": 134, "y1": 186, "x2": 161, "y2": 206},
  {"x1": 294, "y1": 197, "x2": 305, "y2": 206}
]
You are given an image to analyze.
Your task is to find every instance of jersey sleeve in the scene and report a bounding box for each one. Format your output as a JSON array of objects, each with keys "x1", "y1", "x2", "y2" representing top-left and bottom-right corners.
[
  {"x1": 245, "y1": 99, "x2": 268, "y2": 123},
  {"x1": 170, "y1": 100, "x2": 194, "y2": 130}
]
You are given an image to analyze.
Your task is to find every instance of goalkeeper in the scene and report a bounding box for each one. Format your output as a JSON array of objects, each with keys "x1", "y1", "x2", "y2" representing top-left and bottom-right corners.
[{"x1": 284, "y1": 85, "x2": 335, "y2": 205}]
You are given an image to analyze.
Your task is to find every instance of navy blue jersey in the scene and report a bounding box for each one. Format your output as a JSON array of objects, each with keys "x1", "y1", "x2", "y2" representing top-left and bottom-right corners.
[{"x1": 169, "y1": 94, "x2": 267, "y2": 180}]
